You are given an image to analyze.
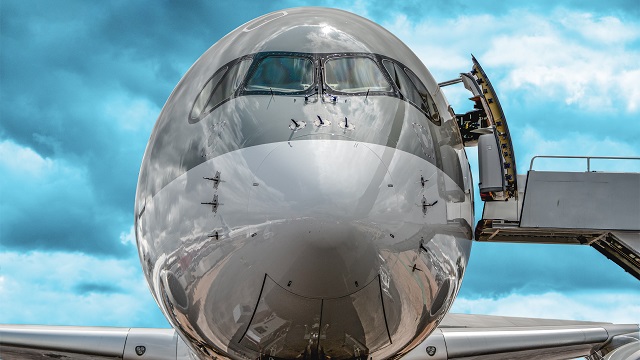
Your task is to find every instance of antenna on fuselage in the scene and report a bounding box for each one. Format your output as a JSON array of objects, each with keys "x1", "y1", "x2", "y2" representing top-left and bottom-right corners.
[{"x1": 267, "y1": 87, "x2": 275, "y2": 109}]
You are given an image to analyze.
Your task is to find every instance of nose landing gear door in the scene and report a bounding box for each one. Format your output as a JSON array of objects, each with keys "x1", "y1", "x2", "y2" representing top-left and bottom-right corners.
[{"x1": 440, "y1": 56, "x2": 517, "y2": 201}]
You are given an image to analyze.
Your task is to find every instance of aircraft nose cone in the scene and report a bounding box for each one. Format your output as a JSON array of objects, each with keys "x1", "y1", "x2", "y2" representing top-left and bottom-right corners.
[{"x1": 247, "y1": 139, "x2": 399, "y2": 298}]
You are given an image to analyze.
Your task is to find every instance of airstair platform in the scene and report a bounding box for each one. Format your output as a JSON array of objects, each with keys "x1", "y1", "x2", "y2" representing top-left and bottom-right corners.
[{"x1": 476, "y1": 156, "x2": 640, "y2": 280}]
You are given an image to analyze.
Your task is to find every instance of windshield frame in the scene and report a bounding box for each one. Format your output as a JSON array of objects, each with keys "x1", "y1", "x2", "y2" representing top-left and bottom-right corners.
[{"x1": 188, "y1": 51, "x2": 441, "y2": 126}]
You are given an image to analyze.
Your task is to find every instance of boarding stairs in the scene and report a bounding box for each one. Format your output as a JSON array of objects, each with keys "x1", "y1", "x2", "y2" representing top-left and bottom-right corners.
[
  {"x1": 442, "y1": 58, "x2": 640, "y2": 280},
  {"x1": 475, "y1": 156, "x2": 640, "y2": 280}
]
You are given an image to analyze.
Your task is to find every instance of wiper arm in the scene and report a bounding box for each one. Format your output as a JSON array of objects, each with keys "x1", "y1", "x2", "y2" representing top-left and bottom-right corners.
[{"x1": 305, "y1": 86, "x2": 319, "y2": 103}]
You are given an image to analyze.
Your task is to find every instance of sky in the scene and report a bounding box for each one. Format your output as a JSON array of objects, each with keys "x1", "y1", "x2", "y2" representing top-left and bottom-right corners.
[{"x1": 1, "y1": 0, "x2": 639, "y2": 329}]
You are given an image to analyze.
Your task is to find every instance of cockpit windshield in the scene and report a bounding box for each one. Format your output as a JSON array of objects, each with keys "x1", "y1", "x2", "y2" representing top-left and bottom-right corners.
[
  {"x1": 245, "y1": 56, "x2": 314, "y2": 93},
  {"x1": 324, "y1": 57, "x2": 392, "y2": 93},
  {"x1": 190, "y1": 51, "x2": 439, "y2": 126}
]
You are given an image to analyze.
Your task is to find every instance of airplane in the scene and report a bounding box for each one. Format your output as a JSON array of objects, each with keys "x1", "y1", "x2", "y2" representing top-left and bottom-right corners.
[{"x1": 1, "y1": 7, "x2": 638, "y2": 360}]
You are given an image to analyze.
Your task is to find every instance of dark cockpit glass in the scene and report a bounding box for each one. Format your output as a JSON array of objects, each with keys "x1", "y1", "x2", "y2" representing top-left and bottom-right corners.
[
  {"x1": 324, "y1": 57, "x2": 392, "y2": 93},
  {"x1": 245, "y1": 56, "x2": 314, "y2": 93},
  {"x1": 189, "y1": 58, "x2": 252, "y2": 122},
  {"x1": 383, "y1": 59, "x2": 440, "y2": 125},
  {"x1": 404, "y1": 68, "x2": 441, "y2": 123},
  {"x1": 205, "y1": 59, "x2": 252, "y2": 113},
  {"x1": 383, "y1": 60, "x2": 418, "y2": 103},
  {"x1": 189, "y1": 67, "x2": 227, "y2": 121}
]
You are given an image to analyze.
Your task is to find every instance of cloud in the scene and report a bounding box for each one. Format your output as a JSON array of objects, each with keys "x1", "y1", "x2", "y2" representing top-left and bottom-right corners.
[
  {"x1": 452, "y1": 291, "x2": 640, "y2": 324},
  {"x1": 0, "y1": 251, "x2": 167, "y2": 327},
  {"x1": 379, "y1": 8, "x2": 640, "y2": 115},
  {"x1": 486, "y1": 33, "x2": 639, "y2": 113},
  {"x1": 559, "y1": 11, "x2": 640, "y2": 44},
  {"x1": 0, "y1": 140, "x2": 54, "y2": 176},
  {"x1": 103, "y1": 96, "x2": 160, "y2": 132},
  {"x1": 119, "y1": 225, "x2": 135, "y2": 246},
  {"x1": 75, "y1": 282, "x2": 124, "y2": 295},
  {"x1": 0, "y1": 140, "x2": 132, "y2": 255}
]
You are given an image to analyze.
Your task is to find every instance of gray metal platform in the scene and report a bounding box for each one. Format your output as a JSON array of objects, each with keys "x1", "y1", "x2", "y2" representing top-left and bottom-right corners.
[{"x1": 476, "y1": 156, "x2": 640, "y2": 280}]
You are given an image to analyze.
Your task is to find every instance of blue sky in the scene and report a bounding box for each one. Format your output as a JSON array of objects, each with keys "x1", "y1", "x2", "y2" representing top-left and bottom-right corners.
[{"x1": 1, "y1": 0, "x2": 638, "y2": 328}]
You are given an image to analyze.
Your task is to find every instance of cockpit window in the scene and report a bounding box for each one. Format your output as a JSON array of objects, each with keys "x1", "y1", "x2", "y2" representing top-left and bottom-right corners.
[
  {"x1": 403, "y1": 68, "x2": 440, "y2": 124},
  {"x1": 324, "y1": 57, "x2": 392, "y2": 93},
  {"x1": 189, "y1": 67, "x2": 227, "y2": 121},
  {"x1": 189, "y1": 58, "x2": 252, "y2": 123},
  {"x1": 205, "y1": 59, "x2": 252, "y2": 113},
  {"x1": 245, "y1": 56, "x2": 314, "y2": 93},
  {"x1": 383, "y1": 60, "x2": 419, "y2": 103},
  {"x1": 383, "y1": 59, "x2": 440, "y2": 125}
]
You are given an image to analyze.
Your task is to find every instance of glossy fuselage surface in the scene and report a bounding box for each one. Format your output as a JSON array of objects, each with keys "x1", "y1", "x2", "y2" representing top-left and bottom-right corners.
[{"x1": 135, "y1": 8, "x2": 473, "y2": 360}]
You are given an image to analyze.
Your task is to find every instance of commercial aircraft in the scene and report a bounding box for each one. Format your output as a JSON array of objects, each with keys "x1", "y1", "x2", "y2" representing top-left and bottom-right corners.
[{"x1": 1, "y1": 7, "x2": 638, "y2": 360}]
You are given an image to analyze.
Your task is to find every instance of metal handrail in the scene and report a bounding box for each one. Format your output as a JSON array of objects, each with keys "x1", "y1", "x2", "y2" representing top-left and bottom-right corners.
[{"x1": 529, "y1": 155, "x2": 640, "y2": 172}]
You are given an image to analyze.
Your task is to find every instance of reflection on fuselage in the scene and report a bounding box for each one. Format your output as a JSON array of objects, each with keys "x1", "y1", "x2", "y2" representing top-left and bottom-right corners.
[{"x1": 135, "y1": 7, "x2": 474, "y2": 360}]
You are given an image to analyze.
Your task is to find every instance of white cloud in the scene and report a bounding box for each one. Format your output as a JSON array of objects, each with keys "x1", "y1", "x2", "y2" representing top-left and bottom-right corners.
[
  {"x1": 119, "y1": 225, "x2": 136, "y2": 245},
  {"x1": 0, "y1": 140, "x2": 91, "y2": 185},
  {"x1": 0, "y1": 140, "x2": 96, "y2": 232},
  {"x1": 451, "y1": 291, "x2": 640, "y2": 325},
  {"x1": 618, "y1": 68, "x2": 640, "y2": 112},
  {"x1": 382, "y1": 13, "x2": 492, "y2": 79},
  {"x1": 0, "y1": 251, "x2": 166, "y2": 327},
  {"x1": 0, "y1": 140, "x2": 54, "y2": 176},
  {"x1": 558, "y1": 11, "x2": 640, "y2": 44},
  {"x1": 481, "y1": 10, "x2": 639, "y2": 113},
  {"x1": 381, "y1": 9, "x2": 640, "y2": 113},
  {"x1": 103, "y1": 96, "x2": 159, "y2": 132},
  {"x1": 336, "y1": 0, "x2": 371, "y2": 19},
  {"x1": 485, "y1": 35, "x2": 637, "y2": 111}
]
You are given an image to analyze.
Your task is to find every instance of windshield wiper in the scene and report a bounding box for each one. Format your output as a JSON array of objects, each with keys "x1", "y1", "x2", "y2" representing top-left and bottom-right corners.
[{"x1": 305, "y1": 86, "x2": 319, "y2": 103}]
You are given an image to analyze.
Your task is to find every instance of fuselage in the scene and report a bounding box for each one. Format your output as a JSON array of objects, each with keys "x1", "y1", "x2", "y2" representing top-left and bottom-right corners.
[{"x1": 135, "y1": 8, "x2": 474, "y2": 360}]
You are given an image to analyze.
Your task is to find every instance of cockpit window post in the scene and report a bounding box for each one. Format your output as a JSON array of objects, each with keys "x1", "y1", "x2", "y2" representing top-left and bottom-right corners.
[{"x1": 318, "y1": 56, "x2": 326, "y2": 102}]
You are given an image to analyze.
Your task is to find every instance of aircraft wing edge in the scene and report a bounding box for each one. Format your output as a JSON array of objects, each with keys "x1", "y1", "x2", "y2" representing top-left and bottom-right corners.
[
  {"x1": 403, "y1": 314, "x2": 639, "y2": 360},
  {"x1": 0, "y1": 325, "x2": 185, "y2": 360},
  {"x1": 2, "y1": 319, "x2": 638, "y2": 360}
]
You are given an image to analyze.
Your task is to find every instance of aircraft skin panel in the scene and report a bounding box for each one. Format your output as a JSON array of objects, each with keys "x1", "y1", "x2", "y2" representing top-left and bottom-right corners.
[
  {"x1": 0, "y1": 325, "x2": 129, "y2": 358},
  {"x1": 404, "y1": 314, "x2": 640, "y2": 360},
  {"x1": 439, "y1": 313, "x2": 612, "y2": 328},
  {"x1": 0, "y1": 345, "x2": 122, "y2": 360},
  {"x1": 0, "y1": 325, "x2": 183, "y2": 360}
]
